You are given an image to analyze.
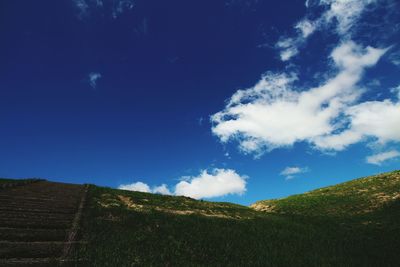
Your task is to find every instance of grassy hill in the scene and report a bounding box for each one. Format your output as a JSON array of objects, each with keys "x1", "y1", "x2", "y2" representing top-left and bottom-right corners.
[
  {"x1": 251, "y1": 170, "x2": 400, "y2": 220},
  {"x1": 76, "y1": 170, "x2": 400, "y2": 266}
]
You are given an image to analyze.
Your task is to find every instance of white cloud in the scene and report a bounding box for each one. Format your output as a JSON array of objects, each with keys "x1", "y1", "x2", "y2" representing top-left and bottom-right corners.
[
  {"x1": 118, "y1": 182, "x2": 172, "y2": 195},
  {"x1": 175, "y1": 169, "x2": 247, "y2": 199},
  {"x1": 280, "y1": 166, "x2": 307, "y2": 176},
  {"x1": 276, "y1": 38, "x2": 300, "y2": 62},
  {"x1": 320, "y1": 0, "x2": 376, "y2": 35},
  {"x1": 295, "y1": 19, "x2": 316, "y2": 38},
  {"x1": 118, "y1": 168, "x2": 247, "y2": 199},
  {"x1": 212, "y1": 0, "x2": 399, "y2": 163},
  {"x1": 279, "y1": 46, "x2": 299, "y2": 62},
  {"x1": 280, "y1": 166, "x2": 309, "y2": 180},
  {"x1": 366, "y1": 150, "x2": 400, "y2": 165},
  {"x1": 118, "y1": 181, "x2": 151, "y2": 193},
  {"x1": 314, "y1": 99, "x2": 400, "y2": 150},
  {"x1": 152, "y1": 184, "x2": 172, "y2": 195},
  {"x1": 88, "y1": 72, "x2": 102, "y2": 88},
  {"x1": 276, "y1": 0, "x2": 376, "y2": 61},
  {"x1": 212, "y1": 41, "x2": 390, "y2": 154}
]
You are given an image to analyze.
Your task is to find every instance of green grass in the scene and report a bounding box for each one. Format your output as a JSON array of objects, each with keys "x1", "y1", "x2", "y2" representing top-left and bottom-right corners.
[
  {"x1": 78, "y1": 170, "x2": 400, "y2": 266},
  {"x1": 252, "y1": 170, "x2": 400, "y2": 220}
]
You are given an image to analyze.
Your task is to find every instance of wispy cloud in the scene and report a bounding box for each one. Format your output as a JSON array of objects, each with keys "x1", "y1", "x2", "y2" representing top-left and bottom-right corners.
[
  {"x1": 275, "y1": 38, "x2": 299, "y2": 62},
  {"x1": 112, "y1": 0, "x2": 135, "y2": 19},
  {"x1": 118, "y1": 168, "x2": 247, "y2": 199},
  {"x1": 73, "y1": 0, "x2": 135, "y2": 19},
  {"x1": 391, "y1": 84, "x2": 400, "y2": 99},
  {"x1": 88, "y1": 72, "x2": 102, "y2": 89},
  {"x1": 276, "y1": 0, "x2": 377, "y2": 61},
  {"x1": 366, "y1": 150, "x2": 400, "y2": 165},
  {"x1": 74, "y1": 0, "x2": 90, "y2": 19},
  {"x1": 389, "y1": 50, "x2": 400, "y2": 66},
  {"x1": 295, "y1": 19, "x2": 316, "y2": 38},
  {"x1": 321, "y1": 0, "x2": 376, "y2": 36},
  {"x1": 280, "y1": 166, "x2": 309, "y2": 180}
]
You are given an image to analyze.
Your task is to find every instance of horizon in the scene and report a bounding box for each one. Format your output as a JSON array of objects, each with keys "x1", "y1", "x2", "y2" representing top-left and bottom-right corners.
[
  {"x1": 2, "y1": 168, "x2": 400, "y2": 204},
  {"x1": 1, "y1": 0, "x2": 400, "y2": 205}
]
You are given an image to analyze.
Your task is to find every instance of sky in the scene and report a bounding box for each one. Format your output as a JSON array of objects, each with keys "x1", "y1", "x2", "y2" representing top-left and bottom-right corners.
[{"x1": 1, "y1": 0, "x2": 399, "y2": 205}]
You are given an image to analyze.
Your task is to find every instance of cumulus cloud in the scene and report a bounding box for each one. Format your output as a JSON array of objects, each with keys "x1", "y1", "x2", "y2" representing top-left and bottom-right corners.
[
  {"x1": 314, "y1": 99, "x2": 400, "y2": 150},
  {"x1": 212, "y1": 0, "x2": 399, "y2": 162},
  {"x1": 366, "y1": 150, "x2": 400, "y2": 165},
  {"x1": 118, "y1": 182, "x2": 172, "y2": 195},
  {"x1": 175, "y1": 169, "x2": 247, "y2": 199},
  {"x1": 119, "y1": 181, "x2": 151, "y2": 192},
  {"x1": 118, "y1": 169, "x2": 247, "y2": 199},
  {"x1": 280, "y1": 166, "x2": 309, "y2": 180},
  {"x1": 276, "y1": 0, "x2": 376, "y2": 61},
  {"x1": 88, "y1": 72, "x2": 102, "y2": 88},
  {"x1": 152, "y1": 184, "x2": 172, "y2": 195},
  {"x1": 212, "y1": 41, "x2": 390, "y2": 155}
]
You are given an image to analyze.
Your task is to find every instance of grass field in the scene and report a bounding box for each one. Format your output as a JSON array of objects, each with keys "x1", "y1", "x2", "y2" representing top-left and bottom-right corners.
[{"x1": 78, "y1": 170, "x2": 400, "y2": 266}]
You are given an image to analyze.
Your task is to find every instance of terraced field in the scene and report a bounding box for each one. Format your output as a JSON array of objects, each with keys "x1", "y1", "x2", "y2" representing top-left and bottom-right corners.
[{"x1": 0, "y1": 180, "x2": 87, "y2": 266}]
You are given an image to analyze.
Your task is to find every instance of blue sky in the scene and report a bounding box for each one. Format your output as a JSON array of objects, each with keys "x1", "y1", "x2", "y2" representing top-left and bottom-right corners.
[{"x1": 1, "y1": 0, "x2": 399, "y2": 205}]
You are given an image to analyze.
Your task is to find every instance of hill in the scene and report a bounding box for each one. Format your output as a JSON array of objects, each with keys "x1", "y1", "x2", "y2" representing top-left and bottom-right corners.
[
  {"x1": 1, "y1": 170, "x2": 399, "y2": 266},
  {"x1": 251, "y1": 170, "x2": 400, "y2": 219},
  {"x1": 77, "y1": 170, "x2": 400, "y2": 266}
]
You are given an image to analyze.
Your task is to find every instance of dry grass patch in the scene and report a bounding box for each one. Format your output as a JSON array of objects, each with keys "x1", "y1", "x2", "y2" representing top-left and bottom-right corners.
[
  {"x1": 117, "y1": 195, "x2": 144, "y2": 210},
  {"x1": 95, "y1": 190, "x2": 252, "y2": 219}
]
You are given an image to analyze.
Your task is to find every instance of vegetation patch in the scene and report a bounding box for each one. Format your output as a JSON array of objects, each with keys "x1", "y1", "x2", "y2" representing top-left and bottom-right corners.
[{"x1": 78, "y1": 170, "x2": 400, "y2": 266}]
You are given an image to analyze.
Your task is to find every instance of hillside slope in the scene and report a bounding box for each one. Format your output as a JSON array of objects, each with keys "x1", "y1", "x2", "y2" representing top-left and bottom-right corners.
[
  {"x1": 251, "y1": 170, "x2": 400, "y2": 220},
  {"x1": 77, "y1": 170, "x2": 400, "y2": 266}
]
